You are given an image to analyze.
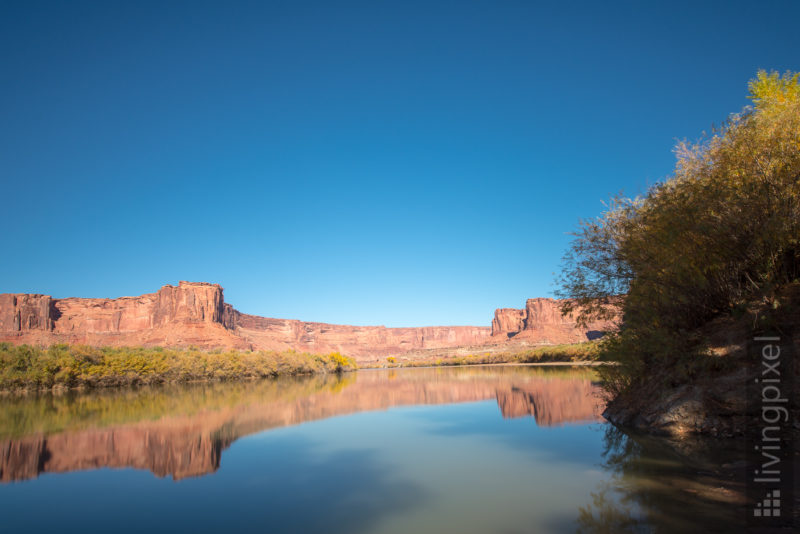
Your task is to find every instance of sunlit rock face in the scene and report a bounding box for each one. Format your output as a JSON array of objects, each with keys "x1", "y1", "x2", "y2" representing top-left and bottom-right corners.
[
  {"x1": 0, "y1": 368, "x2": 604, "y2": 482},
  {"x1": 491, "y1": 308, "x2": 526, "y2": 337},
  {"x1": 491, "y1": 298, "x2": 619, "y2": 343},
  {"x1": 0, "y1": 283, "x2": 618, "y2": 360},
  {"x1": 0, "y1": 294, "x2": 55, "y2": 332},
  {"x1": 229, "y1": 310, "x2": 492, "y2": 359},
  {"x1": 0, "y1": 282, "x2": 490, "y2": 360},
  {"x1": 0, "y1": 282, "x2": 250, "y2": 352}
]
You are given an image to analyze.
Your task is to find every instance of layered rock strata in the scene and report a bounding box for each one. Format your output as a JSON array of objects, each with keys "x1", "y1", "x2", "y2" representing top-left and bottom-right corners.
[
  {"x1": 0, "y1": 282, "x2": 490, "y2": 361},
  {"x1": 1, "y1": 282, "x2": 617, "y2": 361},
  {"x1": 491, "y1": 297, "x2": 619, "y2": 344}
]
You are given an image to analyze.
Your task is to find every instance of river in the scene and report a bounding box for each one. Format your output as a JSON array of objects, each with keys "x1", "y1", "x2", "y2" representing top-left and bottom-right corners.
[{"x1": 0, "y1": 365, "x2": 743, "y2": 533}]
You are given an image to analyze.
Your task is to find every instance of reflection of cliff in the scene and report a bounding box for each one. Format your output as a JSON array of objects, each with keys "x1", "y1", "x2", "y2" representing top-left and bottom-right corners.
[
  {"x1": 495, "y1": 381, "x2": 603, "y2": 425},
  {"x1": 1, "y1": 424, "x2": 232, "y2": 482},
  {"x1": 0, "y1": 368, "x2": 604, "y2": 482}
]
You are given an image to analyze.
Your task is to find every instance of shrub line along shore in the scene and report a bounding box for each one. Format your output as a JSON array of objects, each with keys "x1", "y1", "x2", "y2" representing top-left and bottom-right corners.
[
  {"x1": 364, "y1": 342, "x2": 602, "y2": 369},
  {"x1": 0, "y1": 343, "x2": 356, "y2": 393},
  {"x1": 0, "y1": 341, "x2": 601, "y2": 393}
]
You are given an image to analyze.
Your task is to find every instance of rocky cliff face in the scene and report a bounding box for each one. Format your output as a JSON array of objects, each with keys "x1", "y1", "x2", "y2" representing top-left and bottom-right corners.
[
  {"x1": 491, "y1": 297, "x2": 618, "y2": 344},
  {"x1": 0, "y1": 294, "x2": 55, "y2": 332},
  {"x1": 0, "y1": 282, "x2": 491, "y2": 361},
  {"x1": 229, "y1": 309, "x2": 491, "y2": 359},
  {"x1": 491, "y1": 308, "x2": 526, "y2": 336},
  {"x1": 0, "y1": 283, "x2": 617, "y2": 360},
  {"x1": 1, "y1": 282, "x2": 228, "y2": 334},
  {"x1": 0, "y1": 282, "x2": 249, "y2": 352},
  {"x1": 52, "y1": 281, "x2": 229, "y2": 333}
]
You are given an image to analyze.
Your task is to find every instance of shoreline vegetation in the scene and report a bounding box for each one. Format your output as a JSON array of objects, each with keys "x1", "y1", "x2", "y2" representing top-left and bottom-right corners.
[
  {"x1": 0, "y1": 340, "x2": 604, "y2": 392},
  {"x1": 0, "y1": 342, "x2": 357, "y2": 392},
  {"x1": 372, "y1": 342, "x2": 602, "y2": 369}
]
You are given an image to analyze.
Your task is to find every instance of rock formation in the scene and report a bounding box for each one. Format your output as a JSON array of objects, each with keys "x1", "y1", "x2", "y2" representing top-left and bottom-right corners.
[
  {"x1": 0, "y1": 282, "x2": 250, "y2": 353},
  {"x1": 0, "y1": 294, "x2": 55, "y2": 332},
  {"x1": 0, "y1": 282, "x2": 491, "y2": 362},
  {"x1": 0, "y1": 282, "x2": 617, "y2": 361},
  {"x1": 490, "y1": 297, "x2": 618, "y2": 344}
]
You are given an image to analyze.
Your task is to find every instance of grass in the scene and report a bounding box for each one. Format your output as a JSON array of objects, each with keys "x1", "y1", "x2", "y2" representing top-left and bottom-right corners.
[{"x1": 0, "y1": 343, "x2": 357, "y2": 391}]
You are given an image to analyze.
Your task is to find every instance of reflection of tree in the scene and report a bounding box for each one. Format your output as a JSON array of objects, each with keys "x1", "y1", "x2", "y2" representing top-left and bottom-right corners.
[
  {"x1": 576, "y1": 425, "x2": 647, "y2": 533},
  {"x1": 577, "y1": 489, "x2": 644, "y2": 534},
  {"x1": 576, "y1": 425, "x2": 743, "y2": 533}
]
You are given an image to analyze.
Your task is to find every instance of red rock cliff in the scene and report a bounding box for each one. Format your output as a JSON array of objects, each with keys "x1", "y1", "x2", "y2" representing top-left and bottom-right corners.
[
  {"x1": 0, "y1": 283, "x2": 619, "y2": 360},
  {"x1": 52, "y1": 281, "x2": 230, "y2": 333},
  {"x1": 0, "y1": 282, "x2": 245, "y2": 351},
  {"x1": 0, "y1": 294, "x2": 55, "y2": 332},
  {"x1": 0, "y1": 282, "x2": 490, "y2": 361},
  {"x1": 491, "y1": 297, "x2": 618, "y2": 344}
]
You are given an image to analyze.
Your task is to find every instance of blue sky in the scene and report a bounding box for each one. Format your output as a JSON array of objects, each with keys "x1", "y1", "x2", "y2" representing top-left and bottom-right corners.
[{"x1": 2, "y1": 1, "x2": 798, "y2": 326}]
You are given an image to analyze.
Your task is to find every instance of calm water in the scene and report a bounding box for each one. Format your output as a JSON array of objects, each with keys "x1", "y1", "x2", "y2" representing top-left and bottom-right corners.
[{"x1": 0, "y1": 366, "x2": 743, "y2": 533}]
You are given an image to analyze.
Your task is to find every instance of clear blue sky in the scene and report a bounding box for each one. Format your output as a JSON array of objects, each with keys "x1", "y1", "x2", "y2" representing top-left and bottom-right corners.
[{"x1": 2, "y1": 1, "x2": 798, "y2": 326}]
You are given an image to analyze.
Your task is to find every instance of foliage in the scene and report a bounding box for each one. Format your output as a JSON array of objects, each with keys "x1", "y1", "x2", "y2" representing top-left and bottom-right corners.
[
  {"x1": 390, "y1": 342, "x2": 601, "y2": 368},
  {"x1": 557, "y1": 70, "x2": 800, "y2": 395},
  {"x1": 0, "y1": 343, "x2": 357, "y2": 391},
  {"x1": 326, "y1": 351, "x2": 357, "y2": 372}
]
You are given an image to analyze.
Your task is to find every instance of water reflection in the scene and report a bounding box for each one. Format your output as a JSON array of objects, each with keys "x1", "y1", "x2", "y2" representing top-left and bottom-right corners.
[
  {"x1": 0, "y1": 366, "x2": 603, "y2": 482},
  {"x1": 576, "y1": 425, "x2": 745, "y2": 533}
]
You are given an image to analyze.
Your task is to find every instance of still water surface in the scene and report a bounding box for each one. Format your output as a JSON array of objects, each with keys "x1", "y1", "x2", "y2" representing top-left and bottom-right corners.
[{"x1": 0, "y1": 366, "x2": 742, "y2": 533}]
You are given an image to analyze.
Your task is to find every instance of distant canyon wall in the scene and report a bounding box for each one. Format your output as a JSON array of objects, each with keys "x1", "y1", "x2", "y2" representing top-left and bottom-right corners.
[
  {"x1": 0, "y1": 282, "x2": 617, "y2": 360},
  {"x1": 0, "y1": 282, "x2": 490, "y2": 361}
]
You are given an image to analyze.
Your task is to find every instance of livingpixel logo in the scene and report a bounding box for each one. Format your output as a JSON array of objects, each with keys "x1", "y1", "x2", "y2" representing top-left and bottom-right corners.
[
  {"x1": 753, "y1": 489, "x2": 781, "y2": 518},
  {"x1": 747, "y1": 333, "x2": 795, "y2": 527}
]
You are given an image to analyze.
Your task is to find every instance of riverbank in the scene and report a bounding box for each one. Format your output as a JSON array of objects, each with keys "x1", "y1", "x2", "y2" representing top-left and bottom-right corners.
[
  {"x1": 0, "y1": 343, "x2": 356, "y2": 392},
  {"x1": 0, "y1": 340, "x2": 601, "y2": 392},
  {"x1": 361, "y1": 341, "x2": 602, "y2": 369},
  {"x1": 601, "y1": 289, "x2": 800, "y2": 439}
]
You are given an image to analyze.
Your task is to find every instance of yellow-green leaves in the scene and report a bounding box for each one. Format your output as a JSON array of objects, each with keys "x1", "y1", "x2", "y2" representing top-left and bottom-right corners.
[{"x1": 748, "y1": 70, "x2": 800, "y2": 108}]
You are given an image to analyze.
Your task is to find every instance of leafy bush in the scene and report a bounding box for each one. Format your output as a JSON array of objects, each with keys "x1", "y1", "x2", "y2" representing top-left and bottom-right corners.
[{"x1": 391, "y1": 342, "x2": 600, "y2": 368}]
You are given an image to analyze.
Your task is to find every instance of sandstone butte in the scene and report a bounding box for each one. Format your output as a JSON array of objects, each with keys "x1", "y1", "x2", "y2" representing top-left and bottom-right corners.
[{"x1": 0, "y1": 281, "x2": 617, "y2": 363}]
